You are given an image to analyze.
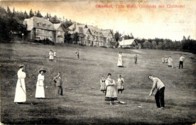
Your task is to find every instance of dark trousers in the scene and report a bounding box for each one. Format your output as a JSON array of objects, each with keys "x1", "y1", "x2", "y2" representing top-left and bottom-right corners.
[
  {"x1": 179, "y1": 61, "x2": 183, "y2": 69},
  {"x1": 134, "y1": 59, "x2": 137, "y2": 64},
  {"x1": 155, "y1": 87, "x2": 165, "y2": 108},
  {"x1": 57, "y1": 86, "x2": 63, "y2": 96}
]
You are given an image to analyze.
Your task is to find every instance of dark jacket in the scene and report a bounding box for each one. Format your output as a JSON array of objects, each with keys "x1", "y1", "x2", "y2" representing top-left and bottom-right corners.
[{"x1": 54, "y1": 77, "x2": 63, "y2": 86}]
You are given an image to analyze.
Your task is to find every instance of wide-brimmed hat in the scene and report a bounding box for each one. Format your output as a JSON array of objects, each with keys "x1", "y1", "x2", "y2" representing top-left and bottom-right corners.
[
  {"x1": 19, "y1": 64, "x2": 24, "y2": 68},
  {"x1": 39, "y1": 68, "x2": 46, "y2": 73}
]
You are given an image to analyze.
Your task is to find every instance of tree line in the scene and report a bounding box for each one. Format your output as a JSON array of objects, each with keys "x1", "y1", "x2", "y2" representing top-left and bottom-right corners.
[
  {"x1": 0, "y1": 6, "x2": 72, "y2": 43},
  {"x1": 0, "y1": 6, "x2": 195, "y2": 54}
]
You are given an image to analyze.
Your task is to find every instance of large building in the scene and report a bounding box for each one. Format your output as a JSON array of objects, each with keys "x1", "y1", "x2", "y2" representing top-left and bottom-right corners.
[
  {"x1": 23, "y1": 16, "x2": 65, "y2": 43},
  {"x1": 68, "y1": 22, "x2": 115, "y2": 47}
]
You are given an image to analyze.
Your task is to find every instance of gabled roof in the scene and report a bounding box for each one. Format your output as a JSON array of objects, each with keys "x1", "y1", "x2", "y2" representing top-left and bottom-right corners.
[
  {"x1": 53, "y1": 23, "x2": 61, "y2": 30},
  {"x1": 101, "y1": 29, "x2": 113, "y2": 37},
  {"x1": 32, "y1": 16, "x2": 54, "y2": 30},
  {"x1": 24, "y1": 16, "x2": 54, "y2": 31},
  {"x1": 53, "y1": 23, "x2": 67, "y2": 32},
  {"x1": 119, "y1": 39, "x2": 135, "y2": 46},
  {"x1": 87, "y1": 25, "x2": 103, "y2": 37},
  {"x1": 68, "y1": 23, "x2": 87, "y2": 34}
]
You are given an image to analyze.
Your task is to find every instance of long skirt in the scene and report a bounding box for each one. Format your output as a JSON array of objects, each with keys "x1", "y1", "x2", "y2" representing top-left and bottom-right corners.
[
  {"x1": 14, "y1": 79, "x2": 26, "y2": 102},
  {"x1": 35, "y1": 84, "x2": 45, "y2": 98},
  {"x1": 117, "y1": 57, "x2": 123, "y2": 67},
  {"x1": 105, "y1": 86, "x2": 118, "y2": 101}
]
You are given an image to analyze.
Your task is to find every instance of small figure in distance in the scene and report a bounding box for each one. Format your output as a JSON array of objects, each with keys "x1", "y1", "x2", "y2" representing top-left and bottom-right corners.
[
  {"x1": 117, "y1": 74, "x2": 125, "y2": 94},
  {"x1": 100, "y1": 75, "x2": 106, "y2": 94},
  {"x1": 75, "y1": 49, "x2": 80, "y2": 59}
]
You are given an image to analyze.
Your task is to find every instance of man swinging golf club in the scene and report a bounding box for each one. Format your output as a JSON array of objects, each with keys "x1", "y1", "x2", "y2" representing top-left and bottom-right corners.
[{"x1": 148, "y1": 75, "x2": 165, "y2": 109}]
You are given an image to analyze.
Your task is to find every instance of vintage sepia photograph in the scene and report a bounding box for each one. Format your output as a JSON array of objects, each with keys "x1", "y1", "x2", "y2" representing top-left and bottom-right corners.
[{"x1": 0, "y1": 0, "x2": 196, "y2": 124}]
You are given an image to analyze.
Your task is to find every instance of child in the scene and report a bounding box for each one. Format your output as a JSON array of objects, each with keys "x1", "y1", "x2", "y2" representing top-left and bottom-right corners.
[
  {"x1": 117, "y1": 75, "x2": 125, "y2": 93},
  {"x1": 100, "y1": 76, "x2": 106, "y2": 94}
]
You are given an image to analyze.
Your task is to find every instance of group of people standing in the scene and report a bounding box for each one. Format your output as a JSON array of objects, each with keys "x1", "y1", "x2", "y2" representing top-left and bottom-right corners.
[
  {"x1": 49, "y1": 49, "x2": 56, "y2": 61},
  {"x1": 14, "y1": 65, "x2": 64, "y2": 104},
  {"x1": 117, "y1": 52, "x2": 138, "y2": 67},
  {"x1": 100, "y1": 73, "x2": 125, "y2": 105},
  {"x1": 100, "y1": 73, "x2": 166, "y2": 109},
  {"x1": 14, "y1": 49, "x2": 185, "y2": 110},
  {"x1": 162, "y1": 55, "x2": 185, "y2": 69}
]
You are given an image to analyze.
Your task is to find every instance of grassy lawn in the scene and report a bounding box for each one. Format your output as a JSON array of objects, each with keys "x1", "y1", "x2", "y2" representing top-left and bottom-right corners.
[{"x1": 0, "y1": 43, "x2": 195, "y2": 125}]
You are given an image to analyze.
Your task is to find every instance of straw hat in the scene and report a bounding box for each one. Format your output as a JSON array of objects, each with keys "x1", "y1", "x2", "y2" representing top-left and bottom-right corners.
[
  {"x1": 19, "y1": 64, "x2": 24, "y2": 68},
  {"x1": 39, "y1": 68, "x2": 46, "y2": 73}
]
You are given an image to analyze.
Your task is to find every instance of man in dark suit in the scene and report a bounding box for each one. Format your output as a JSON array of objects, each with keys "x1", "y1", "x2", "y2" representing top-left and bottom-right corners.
[{"x1": 53, "y1": 72, "x2": 63, "y2": 96}]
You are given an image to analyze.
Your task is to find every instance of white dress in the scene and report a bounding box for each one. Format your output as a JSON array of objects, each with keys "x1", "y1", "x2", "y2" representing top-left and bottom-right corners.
[
  {"x1": 168, "y1": 57, "x2": 173, "y2": 67},
  {"x1": 53, "y1": 51, "x2": 56, "y2": 57},
  {"x1": 49, "y1": 51, "x2": 54, "y2": 60},
  {"x1": 105, "y1": 78, "x2": 118, "y2": 101},
  {"x1": 35, "y1": 74, "x2": 45, "y2": 98},
  {"x1": 14, "y1": 69, "x2": 26, "y2": 102},
  {"x1": 117, "y1": 78, "x2": 124, "y2": 90},
  {"x1": 162, "y1": 58, "x2": 165, "y2": 63},
  {"x1": 117, "y1": 54, "x2": 123, "y2": 67},
  {"x1": 100, "y1": 79, "x2": 106, "y2": 91}
]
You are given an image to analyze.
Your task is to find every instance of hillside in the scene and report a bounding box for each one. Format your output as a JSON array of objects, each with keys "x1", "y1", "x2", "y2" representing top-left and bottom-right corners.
[{"x1": 0, "y1": 43, "x2": 195, "y2": 124}]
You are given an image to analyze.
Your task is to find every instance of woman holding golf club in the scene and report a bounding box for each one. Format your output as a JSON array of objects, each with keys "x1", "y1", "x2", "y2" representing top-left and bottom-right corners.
[
  {"x1": 149, "y1": 75, "x2": 165, "y2": 109},
  {"x1": 105, "y1": 73, "x2": 118, "y2": 105},
  {"x1": 14, "y1": 65, "x2": 27, "y2": 104},
  {"x1": 35, "y1": 68, "x2": 46, "y2": 99}
]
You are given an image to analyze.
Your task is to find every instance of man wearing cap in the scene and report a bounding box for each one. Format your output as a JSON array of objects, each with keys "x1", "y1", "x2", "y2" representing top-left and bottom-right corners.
[
  {"x1": 14, "y1": 65, "x2": 26, "y2": 104},
  {"x1": 148, "y1": 75, "x2": 165, "y2": 109},
  {"x1": 53, "y1": 72, "x2": 63, "y2": 96}
]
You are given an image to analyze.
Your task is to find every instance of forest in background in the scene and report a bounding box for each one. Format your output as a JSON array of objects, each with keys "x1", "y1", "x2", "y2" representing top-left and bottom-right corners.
[{"x1": 0, "y1": 6, "x2": 195, "y2": 54}]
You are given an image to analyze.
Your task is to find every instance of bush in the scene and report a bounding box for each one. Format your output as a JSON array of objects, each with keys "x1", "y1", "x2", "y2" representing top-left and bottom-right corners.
[{"x1": 34, "y1": 39, "x2": 54, "y2": 45}]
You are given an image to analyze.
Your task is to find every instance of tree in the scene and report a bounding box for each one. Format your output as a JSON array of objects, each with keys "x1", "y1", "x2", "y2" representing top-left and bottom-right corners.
[
  {"x1": 45, "y1": 13, "x2": 51, "y2": 19},
  {"x1": 50, "y1": 15, "x2": 60, "y2": 24},
  {"x1": 73, "y1": 32, "x2": 79, "y2": 44},
  {"x1": 114, "y1": 31, "x2": 121, "y2": 42},
  {"x1": 143, "y1": 40, "x2": 152, "y2": 49},
  {"x1": 151, "y1": 40, "x2": 157, "y2": 49},
  {"x1": 29, "y1": 9, "x2": 34, "y2": 17},
  {"x1": 24, "y1": 11, "x2": 29, "y2": 18},
  {"x1": 64, "y1": 31, "x2": 71, "y2": 43},
  {"x1": 6, "y1": 6, "x2": 12, "y2": 16},
  {"x1": 36, "y1": 10, "x2": 43, "y2": 17}
]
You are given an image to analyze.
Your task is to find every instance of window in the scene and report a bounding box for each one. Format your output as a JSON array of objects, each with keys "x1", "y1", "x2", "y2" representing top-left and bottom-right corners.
[
  {"x1": 79, "y1": 27, "x2": 83, "y2": 33},
  {"x1": 42, "y1": 24, "x2": 46, "y2": 27},
  {"x1": 37, "y1": 23, "x2": 40, "y2": 27}
]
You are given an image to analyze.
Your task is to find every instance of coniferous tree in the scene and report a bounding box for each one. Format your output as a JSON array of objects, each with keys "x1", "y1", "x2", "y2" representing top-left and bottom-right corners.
[{"x1": 29, "y1": 9, "x2": 34, "y2": 17}]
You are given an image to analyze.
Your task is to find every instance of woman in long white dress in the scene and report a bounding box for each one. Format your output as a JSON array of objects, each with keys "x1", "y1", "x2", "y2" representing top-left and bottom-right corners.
[
  {"x1": 49, "y1": 50, "x2": 54, "y2": 61},
  {"x1": 14, "y1": 65, "x2": 26, "y2": 104},
  {"x1": 168, "y1": 56, "x2": 173, "y2": 68},
  {"x1": 105, "y1": 73, "x2": 118, "y2": 105},
  {"x1": 117, "y1": 52, "x2": 123, "y2": 67},
  {"x1": 117, "y1": 75, "x2": 125, "y2": 94},
  {"x1": 35, "y1": 69, "x2": 46, "y2": 98}
]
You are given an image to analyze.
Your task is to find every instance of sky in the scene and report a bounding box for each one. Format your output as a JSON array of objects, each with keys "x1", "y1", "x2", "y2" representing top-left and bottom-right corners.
[{"x1": 0, "y1": 0, "x2": 196, "y2": 41}]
